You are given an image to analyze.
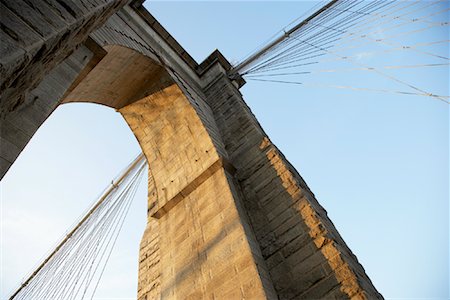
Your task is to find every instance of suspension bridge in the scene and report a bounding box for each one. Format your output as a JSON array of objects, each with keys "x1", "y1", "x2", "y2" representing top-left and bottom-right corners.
[{"x1": 1, "y1": 0, "x2": 448, "y2": 299}]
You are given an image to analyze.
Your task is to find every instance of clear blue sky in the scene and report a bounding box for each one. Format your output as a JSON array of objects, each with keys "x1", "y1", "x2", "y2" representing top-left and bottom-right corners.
[{"x1": 1, "y1": 1, "x2": 448, "y2": 299}]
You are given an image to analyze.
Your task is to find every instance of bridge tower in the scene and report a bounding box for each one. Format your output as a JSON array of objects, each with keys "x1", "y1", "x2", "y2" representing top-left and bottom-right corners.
[{"x1": 0, "y1": 0, "x2": 382, "y2": 299}]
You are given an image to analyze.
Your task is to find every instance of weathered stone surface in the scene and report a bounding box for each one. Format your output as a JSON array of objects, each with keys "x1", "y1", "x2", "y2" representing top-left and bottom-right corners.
[
  {"x1": 0, "y1": 43, "x2": 95, "y2": 178},
  {"x1": 119, "y1": 71, "x2": 277, "y2": 299},
  {"x1": 0, "y1": 0, "x2": 129, "y2": 118},
  {"x1": 201, "y1": 66, "x2": 383, "y2": 299}
]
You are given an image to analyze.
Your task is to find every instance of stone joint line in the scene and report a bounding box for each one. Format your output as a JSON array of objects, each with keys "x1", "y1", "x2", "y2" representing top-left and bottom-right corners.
[{"x1": 151, "y1": 157, "x2": 236, "y2": 219}]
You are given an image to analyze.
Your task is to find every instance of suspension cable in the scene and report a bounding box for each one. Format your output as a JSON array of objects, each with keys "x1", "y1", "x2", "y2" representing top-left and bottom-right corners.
[
  {"x1": 9, "y1": 153, "x2": 147, "y2": 300},
  {"x1": 232, "y1": 0, "x2": 448, "y2": 103}
]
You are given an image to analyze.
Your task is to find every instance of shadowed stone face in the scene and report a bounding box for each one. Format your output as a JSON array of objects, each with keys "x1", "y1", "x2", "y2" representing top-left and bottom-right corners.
[
  {"x1": 0, "y1": 0, "x2": 130, "y2": 117},
  {"x1": 63, "y1": 45, "x2": 170, "y2": 109}
]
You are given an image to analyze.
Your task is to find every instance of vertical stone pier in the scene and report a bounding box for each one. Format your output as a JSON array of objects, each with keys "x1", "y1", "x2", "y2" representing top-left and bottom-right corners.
[
  {"x1": 119, "y1": 68, "x2": 277, "y2": 299},
  {"x1": 119, "y1": 53, "x2": 382, "y2": 299},
  {"x1": 200, "y1": 57, "x2": 382, "y2": 299}
]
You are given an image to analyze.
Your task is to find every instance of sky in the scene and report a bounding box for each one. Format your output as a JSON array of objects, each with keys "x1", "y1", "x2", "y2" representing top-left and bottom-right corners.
[{"x1": 1, "y1": 1, "x2": 449, "y2": 299}]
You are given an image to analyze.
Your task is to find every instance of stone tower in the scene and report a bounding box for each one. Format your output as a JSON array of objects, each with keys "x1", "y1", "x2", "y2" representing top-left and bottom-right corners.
[{"x1": 0, "y1": 0, "x2": 382, "y2": 299}]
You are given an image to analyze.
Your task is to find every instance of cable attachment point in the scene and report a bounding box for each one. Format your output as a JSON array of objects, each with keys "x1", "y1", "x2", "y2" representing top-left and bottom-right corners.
[{"x1": 111, "y1": 180, "x2": 118, "y2": 189}]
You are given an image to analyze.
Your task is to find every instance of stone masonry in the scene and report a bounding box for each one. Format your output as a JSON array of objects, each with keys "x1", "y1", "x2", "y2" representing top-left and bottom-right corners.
[
  {"x1": 201, "y1": 63, "x2": 383, "y2": 299},
  {"x1": 0, "y1": 1, "x2": 383, "y2": 299}
]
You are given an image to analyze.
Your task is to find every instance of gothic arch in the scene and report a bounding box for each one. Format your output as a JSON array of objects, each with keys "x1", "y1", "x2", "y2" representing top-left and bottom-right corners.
[
  {"x1": 62, "y1": 45, "x2": 171, "y2": 110},
  {"x1": 1, "y1": 2, "x2": 382, "y2": 298}
]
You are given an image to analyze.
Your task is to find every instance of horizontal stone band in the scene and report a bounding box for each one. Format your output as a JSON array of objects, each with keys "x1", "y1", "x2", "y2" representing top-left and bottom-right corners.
[{"x1": 151, "y1": 157, "x2": 236, "y2": 219}]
